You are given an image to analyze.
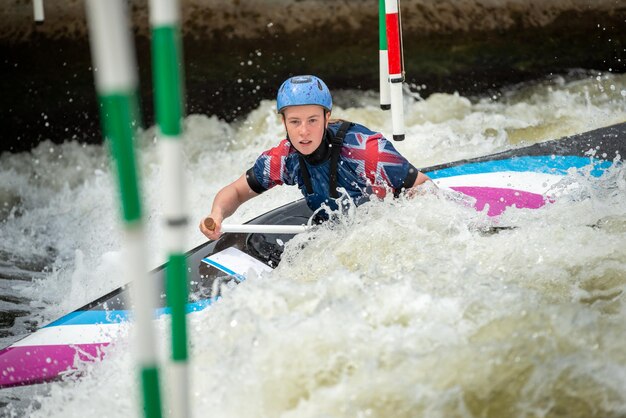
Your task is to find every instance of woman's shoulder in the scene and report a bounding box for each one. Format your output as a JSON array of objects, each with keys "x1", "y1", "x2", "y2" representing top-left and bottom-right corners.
[
  {"x1": 261, "y1": 138, "x2": 298, "y2": 157},
  {"x1": 328, "y1": 120, "x2": 377, "y2": 136}
]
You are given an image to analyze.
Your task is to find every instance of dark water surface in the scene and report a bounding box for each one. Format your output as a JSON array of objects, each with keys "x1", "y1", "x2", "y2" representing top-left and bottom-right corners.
[{"x1": 1, "y1": 1, "x2": 625, "y2": 153}]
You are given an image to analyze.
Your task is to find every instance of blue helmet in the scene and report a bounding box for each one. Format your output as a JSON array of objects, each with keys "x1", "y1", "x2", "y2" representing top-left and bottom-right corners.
[{"x1": 276, "y1": 75, "x2": 332, "y2": 113}]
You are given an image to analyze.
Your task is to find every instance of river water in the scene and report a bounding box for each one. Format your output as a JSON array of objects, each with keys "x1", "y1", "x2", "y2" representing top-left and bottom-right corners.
[{"x1": 1, "y1": 71, "x2": 626, "y2": 417}]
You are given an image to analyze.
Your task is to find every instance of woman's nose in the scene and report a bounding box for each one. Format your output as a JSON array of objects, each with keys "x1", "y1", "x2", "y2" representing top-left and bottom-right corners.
[{"x1": 297, "y1": 123, "x2": 309, "y2": 136}]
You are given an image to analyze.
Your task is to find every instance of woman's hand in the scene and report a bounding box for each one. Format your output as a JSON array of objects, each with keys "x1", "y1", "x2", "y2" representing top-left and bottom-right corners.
[
  {"x1": 199, "y1": 215, "x2": 223, "y2": 241},
  {"x1": 199, "y1": 173, "x2": 260, "y2": 241}
]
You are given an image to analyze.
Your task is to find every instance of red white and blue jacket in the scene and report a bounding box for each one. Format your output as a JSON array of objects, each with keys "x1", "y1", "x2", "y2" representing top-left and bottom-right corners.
[{"x1": 246, "y1": 121, "x2": 419, "y2": 215}]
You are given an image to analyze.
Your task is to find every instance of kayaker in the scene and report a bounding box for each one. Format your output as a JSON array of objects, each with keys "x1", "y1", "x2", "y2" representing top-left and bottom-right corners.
[{"x1": 200, "y1": 75, "x2": 431, "y2": 240}]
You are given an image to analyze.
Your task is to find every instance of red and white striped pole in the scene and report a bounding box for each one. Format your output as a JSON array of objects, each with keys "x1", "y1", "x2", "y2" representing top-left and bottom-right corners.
[{"x1": 385, "y1": 0, "x2": 405, "y2": 141}]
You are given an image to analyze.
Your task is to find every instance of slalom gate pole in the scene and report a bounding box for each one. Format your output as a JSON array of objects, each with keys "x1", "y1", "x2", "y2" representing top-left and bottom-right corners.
[
  {"x1": 85, "y1": 1, "x2": 163, "y2": 417},
  {"x1": 385, "y1": 0, "x2": 406, "y2": 141},
  {"x1": 378, "y1": 0, "x2": 391, "y2": 110},
  {"x1": 33, "y1": 0, "x2": 44, "y2": 23},
  {"x1": 149, "y1": 0, "x2": 190, "y2": 417}
]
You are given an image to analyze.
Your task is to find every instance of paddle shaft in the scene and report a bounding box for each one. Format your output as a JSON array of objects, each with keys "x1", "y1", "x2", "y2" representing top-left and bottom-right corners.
[{"x1": 204, "y1": 218, "x2": 309, "y2": 234}]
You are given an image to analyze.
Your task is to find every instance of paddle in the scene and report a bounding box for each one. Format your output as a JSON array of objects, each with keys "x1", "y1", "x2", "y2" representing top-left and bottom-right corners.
[{"x1": 203, "y1": 218, "x2": 310, "y2": 234}]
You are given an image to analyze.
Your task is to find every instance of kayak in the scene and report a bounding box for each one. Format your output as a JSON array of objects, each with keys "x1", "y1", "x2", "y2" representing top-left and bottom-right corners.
[{"x1": 1, "y1": 121, "x2": 624, "y2": 388}]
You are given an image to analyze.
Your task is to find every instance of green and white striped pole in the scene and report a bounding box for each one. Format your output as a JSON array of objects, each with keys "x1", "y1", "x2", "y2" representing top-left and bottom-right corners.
[
  {"x1": 149, "y1": 1, "x2": 190, "y2": 418},
  {"x1": 379, "y1": 0, "x2": 391, "y2": 110},
  {"x1": 85, "y1": 1, "x2": 163, "y2": 418}
]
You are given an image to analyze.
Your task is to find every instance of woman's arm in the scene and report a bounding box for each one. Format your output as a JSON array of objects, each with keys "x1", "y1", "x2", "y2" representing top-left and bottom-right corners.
[
  {"x1": 413, "y1": 171, "x2": 431, "y2": 187},
  {"x1": 199, "y1": 173, "x2": 259, "y2": 240},
  {"x1": 402, "y1": 171, "x2": 435, "y2": 198}
]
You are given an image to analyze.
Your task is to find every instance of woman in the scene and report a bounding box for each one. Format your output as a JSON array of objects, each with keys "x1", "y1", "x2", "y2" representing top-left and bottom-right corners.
[{"x1": 199, "y1": 75, "x2": 430, "y2": 240}]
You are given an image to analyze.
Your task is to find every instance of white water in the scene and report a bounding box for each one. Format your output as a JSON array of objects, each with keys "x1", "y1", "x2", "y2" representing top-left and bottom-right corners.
[{"x1": 1, "y1": 71, "x2": 626, "y2": 417}]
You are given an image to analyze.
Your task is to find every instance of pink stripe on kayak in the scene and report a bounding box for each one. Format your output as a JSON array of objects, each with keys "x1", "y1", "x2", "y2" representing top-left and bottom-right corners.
[
  {"x1": 451, "y1": 186, "x2": 547, "y2": 216},
  {"x1": 0, "y1": 343, "x2": 108, "y2": 388}
]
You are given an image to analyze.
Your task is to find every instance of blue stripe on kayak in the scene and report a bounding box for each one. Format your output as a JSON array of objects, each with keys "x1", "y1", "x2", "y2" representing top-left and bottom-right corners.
[
  {"x1": 44, "y1": 297, "x2": 219, "y2": 327},
  {"x1": 425, "y1": 156, "x2": 613, "y2": 179},
  {"x1": 201, "y1": 257, "x2": 246, "y2": 282},
  {"x1": 45, "y1": 258, "x2": 249, "y2": 327}
]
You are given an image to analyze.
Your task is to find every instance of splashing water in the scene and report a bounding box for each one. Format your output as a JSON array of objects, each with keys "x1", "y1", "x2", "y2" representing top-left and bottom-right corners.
[{"x1": 1, "y1": 72, "x2": 626, "y2": 417}]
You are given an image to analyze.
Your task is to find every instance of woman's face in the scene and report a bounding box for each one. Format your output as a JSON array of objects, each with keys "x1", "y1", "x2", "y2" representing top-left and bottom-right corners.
[{"x1": 282, "y1": 105, "x2": 330, "y2": 155}]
